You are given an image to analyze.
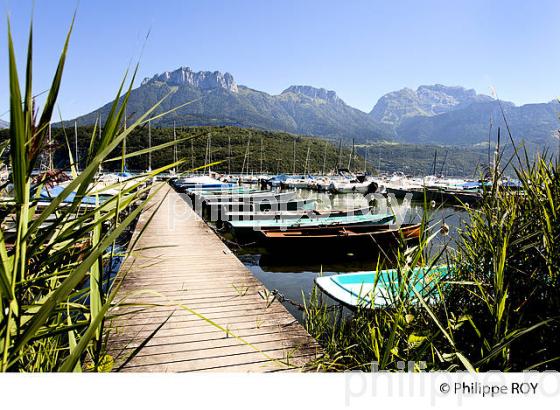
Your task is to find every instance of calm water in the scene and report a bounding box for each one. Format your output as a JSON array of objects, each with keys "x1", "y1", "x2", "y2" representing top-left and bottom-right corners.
[{"x1": 232, "y1": 188, "x2": 469, "y2": 321}]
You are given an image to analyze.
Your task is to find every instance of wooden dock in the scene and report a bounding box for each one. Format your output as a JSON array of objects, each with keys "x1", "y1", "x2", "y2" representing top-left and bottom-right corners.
[{"x1": 106, "y1": 183, "x2": 321, "y2": 372}]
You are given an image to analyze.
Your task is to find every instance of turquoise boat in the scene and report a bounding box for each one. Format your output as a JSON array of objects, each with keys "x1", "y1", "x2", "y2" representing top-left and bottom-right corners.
[{"x1": 315, "y1": 265, "x2": 450, "y2": 309}]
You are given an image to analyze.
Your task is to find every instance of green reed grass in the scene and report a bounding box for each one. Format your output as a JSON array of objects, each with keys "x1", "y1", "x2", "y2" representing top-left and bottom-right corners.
[
  {"x1": 0, "y1": 16, "x2": 196, "y2": 372},
  {"x1": 304, "y1": 146, "x2": 560, "y2": 372}
]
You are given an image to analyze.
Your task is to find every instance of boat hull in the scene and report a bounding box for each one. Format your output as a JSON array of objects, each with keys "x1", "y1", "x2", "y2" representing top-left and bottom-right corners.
[
  {"x1": 385, "y1": 186, "x2": 425, "y2": 201},
  {"x1": 223, "y1": 206, "x2": 372, "y2": 222},
  {"x1": 315, "y1": 264, "x2": 450, "y2": 309},
  {"x1": 201, "y1": 198, "x2": 317, "y2": 221},
  {"x1": 258, "y1": 223, "x2": 421, "y2": 256}
]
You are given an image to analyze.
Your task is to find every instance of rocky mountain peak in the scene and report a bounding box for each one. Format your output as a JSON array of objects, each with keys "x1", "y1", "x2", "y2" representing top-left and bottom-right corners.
[
  {"x1": 370, "y1": 84, "x2": 493, "y2": 125},
  {"x1": 141, "y1": 66, "x2": 238, "y2": 93},
  {"x1": 281, "y1": 85, "x2": 341, "y2": 104}
]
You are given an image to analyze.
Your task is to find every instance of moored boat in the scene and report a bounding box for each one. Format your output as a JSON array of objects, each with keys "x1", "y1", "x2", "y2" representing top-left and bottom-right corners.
[
  {"x1": 170, "y1": 175, "x2": 232, "y2": 191},
  {"x1": 314, "y1": 264, "x2": 450, "y2": 309},
  {"x1": 197, "y1": 190, "x2": 297, "y2": 204},
  {"x1": 257, "y1": 222, "x2": 421, "y2": 254},
  {"x1": 223, "y1": 206, "x2": 372, "y2": 221},
  {"x1": 385, "y1": 186, "x2": 425, "y2": 200},
  {"x1": 227, "y1": 213, "x2": 397, "y2": 241},
  {"x1": 328, "y1": 178, "x2": 378, "y2": 194},
  {"x1": 201, "y1": 198, "x2": 317, "y2": 221}
]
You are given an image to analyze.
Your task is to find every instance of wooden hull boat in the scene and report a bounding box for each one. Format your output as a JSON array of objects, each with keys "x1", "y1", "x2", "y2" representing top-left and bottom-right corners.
[
  {"x1": 314, "y1": 264, "x2": 450, "y2": 309},
  {"x1": 257, "y1": 223, "x2": 421, "y2": 254},
  {"x1": 228, "y1": 213, "x2": 396, "y2": 242}
]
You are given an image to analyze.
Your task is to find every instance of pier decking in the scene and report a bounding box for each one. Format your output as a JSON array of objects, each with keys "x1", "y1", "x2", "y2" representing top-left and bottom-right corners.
[{"x1": 106, "y1": 183, "x2": 321, "y2": 372}]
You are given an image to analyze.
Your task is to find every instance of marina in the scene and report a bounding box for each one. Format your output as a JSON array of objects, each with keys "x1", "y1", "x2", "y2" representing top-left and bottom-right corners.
[
  {"x1": 2, "y1": 6, "x2": 559, "y2": 410},
  {"x1": 0, "y1": 2, "x2": 560, "y2": 384},
  {"x1": 168, "y1": 173, "x2": 468, "y2": 323}
]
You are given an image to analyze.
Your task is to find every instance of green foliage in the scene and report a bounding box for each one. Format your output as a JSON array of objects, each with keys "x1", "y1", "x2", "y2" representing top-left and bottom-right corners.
[
  {"x1": 448, "y1": 152, "x2": 560, "y2": 371},
  {"x1": 1, "y1": 125, "x2": 363, "y2": 175},
  {"x1": 1, "y1": 125, "x2": 508, "y2": 177},
  {"x1": 0, "y1": 17, "x2": 183, "y2": 372},
  {"x1": 305, "y1": 150, "x2": 560, "y2": 371}
]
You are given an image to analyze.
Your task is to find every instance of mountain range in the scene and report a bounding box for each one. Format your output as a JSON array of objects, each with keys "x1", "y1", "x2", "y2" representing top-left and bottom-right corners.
[{"x1": 71, "y1": 66, "x2": 560, "y2": 147}]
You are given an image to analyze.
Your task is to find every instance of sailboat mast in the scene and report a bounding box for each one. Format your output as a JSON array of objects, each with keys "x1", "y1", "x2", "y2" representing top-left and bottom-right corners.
[
  {"x1": 292, "y1": 138, "x2": 296, "y2": 175},
  {"x1": 260, "y1": 137, "x2": 264, "y2": 174},
  {"x1": 74, "y1": 120, "x2": 79, "y2": 171},
  {"x1": 336, "y1": 139, "x2": 342, "y2": 170},
  {"x1": 322, "y1": 140, "x2": 327, "y2": 175},
  {"x1": 203, "y1": 135, "x2": 209, "y2": 173},
  {"x1": 364, "y1": 147, "x2": 367, "y2": 173},
  {"x1": 208, "y1": 133, "x2": 212, "y2": 176},
  {"x1": 439, "y1": 150, "x2": 449, "y2": 176},
  {"x1": 173, "y1": 121, "x2": 177, "y2": 173},
  {"x1": 191, "y1": 138, "x2": 195, "y2": 172},
  {"x1": 304, "y1": 144, "x2": 310, "y2": 175},
  {"x1": 228, "y1": 135, "x2": 231, "y2": 175},
  {"x1": 241, "y1": 134, "x2": 251, "y2": 175},
  {"x1": 347, "y1": 138, "x2": 354, "y2": 170}
]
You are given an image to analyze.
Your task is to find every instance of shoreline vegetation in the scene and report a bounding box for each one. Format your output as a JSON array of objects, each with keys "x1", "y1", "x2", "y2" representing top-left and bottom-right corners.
[
  {"x1": 2, "y1": 125, "x2": 497, "y2": 177},
  {"x1": 303, "y1": 150, "x2": 560, "y2": 371}
]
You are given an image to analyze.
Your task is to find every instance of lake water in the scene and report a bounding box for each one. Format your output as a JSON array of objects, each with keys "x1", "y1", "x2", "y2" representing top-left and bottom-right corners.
[{"x1": 231, "y1": 188, "x2": 469, "y2": 321}]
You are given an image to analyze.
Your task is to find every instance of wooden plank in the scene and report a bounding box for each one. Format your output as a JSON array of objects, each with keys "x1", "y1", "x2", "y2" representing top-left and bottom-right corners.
[
  {"x1": 109, "y1": 314, "x2": 301, "y2": 340},
  {"x1": 106, "y1": 183, "x2": 321, "y2": 372},
  {"x1": 110, "y1": 325, "x2": 312, "y2": 350}
]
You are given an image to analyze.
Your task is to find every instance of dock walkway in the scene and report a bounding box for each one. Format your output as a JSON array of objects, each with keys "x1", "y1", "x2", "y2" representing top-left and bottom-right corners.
[{"x1": 106, "y1": 183, "x2": 321, "y2": 372}]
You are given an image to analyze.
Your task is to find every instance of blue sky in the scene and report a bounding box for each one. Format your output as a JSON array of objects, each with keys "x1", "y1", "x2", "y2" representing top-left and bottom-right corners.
[{"x1": 1, "y1": 0, "x2": 560, "y2": 120}]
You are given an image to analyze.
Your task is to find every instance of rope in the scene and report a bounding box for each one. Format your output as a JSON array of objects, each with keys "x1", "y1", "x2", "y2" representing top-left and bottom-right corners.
[
  {"x1": 270, "y1": 289, "x2": 306, "y2": 311},
  {"x1": 269, "y1": 289, "x2": 342, "y2": 312}
]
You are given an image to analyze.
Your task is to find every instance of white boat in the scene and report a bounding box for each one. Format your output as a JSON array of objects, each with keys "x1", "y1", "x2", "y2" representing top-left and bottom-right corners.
[
  {"x1": 239, "y1": 174, "x2": 260, "y2": 184},
  {"x1": 307, "y1": 176, "x2": 332, "y2": 191},
  {"x1": 329, "y1": 178, "x2": 378, "y2": 194},
  {"x1": 221, "y1": 174, "x2": 240, "y2": 184},
  {"x1": 283, "y1": 176, "x2": 314, "y2": 189}
]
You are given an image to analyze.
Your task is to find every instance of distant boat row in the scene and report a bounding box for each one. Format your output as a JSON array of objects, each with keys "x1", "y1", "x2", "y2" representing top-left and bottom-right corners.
[
  {"x1": 169, "y1": 175, "x2": 421, "y2": 257},
  {"x1": 170, "y1": 167, "x2": 522, "y2": 208}
]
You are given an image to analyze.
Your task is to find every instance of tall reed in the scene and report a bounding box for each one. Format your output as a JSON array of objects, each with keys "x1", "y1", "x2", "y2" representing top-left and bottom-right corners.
[
  {"x1": 304, "y1": 146, "x2": 559, "y2": 372},
  {"x1": 0, "y1": 16, "x2": 189, "y2": 372}
]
